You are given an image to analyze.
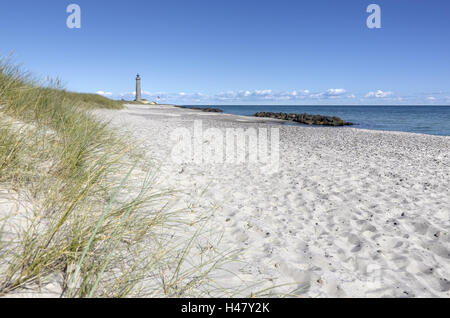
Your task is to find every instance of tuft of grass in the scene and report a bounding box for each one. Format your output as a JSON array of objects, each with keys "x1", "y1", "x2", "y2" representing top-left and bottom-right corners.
[
  {"x1": 0, "y1": 123, "x2": 21, "y2": 181},
  {"x1": 0, "y1": 57, "x2": 244, "y2": 298}
]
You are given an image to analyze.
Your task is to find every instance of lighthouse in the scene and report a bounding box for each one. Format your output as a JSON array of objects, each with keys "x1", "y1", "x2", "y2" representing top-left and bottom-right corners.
[{"x1": 135, "y1": 74, "x2": 142, "y2": 101}]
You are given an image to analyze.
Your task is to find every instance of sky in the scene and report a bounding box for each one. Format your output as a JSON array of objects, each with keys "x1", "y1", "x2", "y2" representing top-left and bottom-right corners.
[{"x1": 1, "y1": 0, "x2": 449, "y2": 105}]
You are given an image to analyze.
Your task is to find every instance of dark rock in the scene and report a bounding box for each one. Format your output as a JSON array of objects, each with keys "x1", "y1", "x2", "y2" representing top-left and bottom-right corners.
[
  {"x1": 201, "y1": 107, "x2": 223, "y2": 113},
  {"x1": 254, "y1": 111, "x2": 353, "y2": 126},
  {"x1": 176, "y1": 106, "x2": 223, "y2": 113}
]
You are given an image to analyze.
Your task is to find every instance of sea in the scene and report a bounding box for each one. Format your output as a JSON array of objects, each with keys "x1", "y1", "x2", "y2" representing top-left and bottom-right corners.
[{"x1": 183, "y1": 105, "x2": 450, "y2": 136}]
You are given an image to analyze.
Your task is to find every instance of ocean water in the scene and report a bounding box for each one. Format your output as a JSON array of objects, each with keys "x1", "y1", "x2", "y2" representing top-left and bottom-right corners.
[{"x1": 184, "y1": 105, "x2": 450, "y2": 136}]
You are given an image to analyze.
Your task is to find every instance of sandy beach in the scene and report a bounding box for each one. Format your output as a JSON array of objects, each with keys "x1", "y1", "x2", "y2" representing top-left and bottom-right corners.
[{"x1": 96, "y1": 104, "x2": 450, "y2": 298}]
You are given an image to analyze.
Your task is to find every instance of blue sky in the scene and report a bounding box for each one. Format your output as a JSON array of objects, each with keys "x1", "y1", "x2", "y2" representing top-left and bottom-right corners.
[{"x1": 1, "y1": 0, "x2": 449, "y2": 105}]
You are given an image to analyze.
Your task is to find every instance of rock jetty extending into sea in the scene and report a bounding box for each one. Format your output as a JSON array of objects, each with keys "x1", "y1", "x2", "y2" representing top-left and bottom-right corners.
[
  {"x1": 176, "y1": 106, "x2": 223, "y2": 113},
  {"x1": 254, "y1": 112, "x2": 353, "y2": 126}
]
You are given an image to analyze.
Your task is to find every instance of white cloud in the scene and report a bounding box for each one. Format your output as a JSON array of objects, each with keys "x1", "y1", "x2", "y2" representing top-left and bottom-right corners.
[
  {"x1": 211, "y1": 89, "x2": 349, "y2": 102},
  {"x1": 116, "y1": 88, "x2": 354, "y2": 103},
  {"x1": 310, "y1": 88, "x2": 347, "y2": 99},
  {"x1": 325, "y1": 88, "x2": 346, "y2": 96},
  {"x1": 365, "y1": 90, "x2": 394, "y2": 98},
  {"x1": 97, "y1": 87, "x2": 450, "y2": 105},
  {"x1": 96, "y1": 90, "x2": 113, "y2": 97}
]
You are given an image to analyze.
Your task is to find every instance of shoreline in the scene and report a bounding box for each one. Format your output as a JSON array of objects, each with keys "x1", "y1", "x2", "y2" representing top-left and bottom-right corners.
[
  {"x1": 94, "y1": 104, "x2": 450, "y2": 297},
  {"x1": 177, "y1": 104, "x2": 450, "y2": 137},
  {"x1": 143, "y1": 104, "x2": 450, "y2": 138}
]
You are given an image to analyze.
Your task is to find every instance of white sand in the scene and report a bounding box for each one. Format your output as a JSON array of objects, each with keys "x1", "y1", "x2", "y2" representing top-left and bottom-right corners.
[{"x1": 95, "y1": 104, "x2": 450, "y2": 297}]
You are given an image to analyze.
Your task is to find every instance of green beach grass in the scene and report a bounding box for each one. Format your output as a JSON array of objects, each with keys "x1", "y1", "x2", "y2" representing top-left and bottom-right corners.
[{"x1": 0, "y1": 57, "x2": 237, "y2": 298}]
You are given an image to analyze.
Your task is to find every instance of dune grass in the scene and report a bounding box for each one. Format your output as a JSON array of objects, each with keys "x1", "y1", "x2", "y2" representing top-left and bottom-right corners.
[{"x1": 0, "y1": 58, "x2": 236, "y2": 297}]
